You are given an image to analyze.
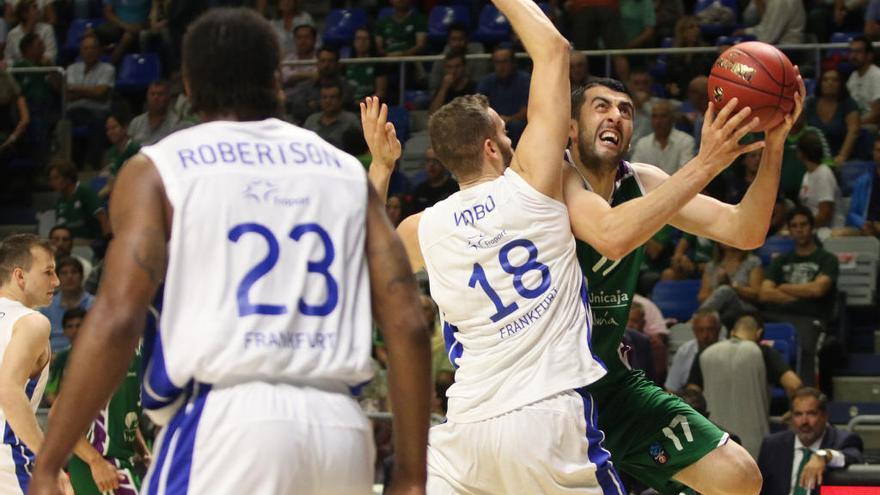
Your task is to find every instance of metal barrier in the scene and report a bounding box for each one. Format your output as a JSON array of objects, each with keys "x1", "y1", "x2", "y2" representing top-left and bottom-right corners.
[{"x1": 282, "y1": 42, "x2": 859, "y2": 106}]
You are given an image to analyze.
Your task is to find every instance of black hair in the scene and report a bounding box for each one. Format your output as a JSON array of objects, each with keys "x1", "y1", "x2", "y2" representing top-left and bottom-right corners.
[
  {"x1": 19, "y1": 32, "x2": 39, "y2": 54},
  {"x1": 182, "y1": 8, "x2": 281, "y2": 120},
  {"x1": 62, "y1": 307, "x2": 87, "y2": 328},
  {"x1": 787, "y1": 205, "x2": 816, "y2": 228},
  {"x1": 815, "y1": 68, "x2": 850, "y2": 102},
  {"x1": 852, "y1": 34, "x2": 874, "y2": 58},
  {"x1": 571, "y1": 78, "x2": 632, "y2": 119},
  {"x1": 796, "y1": 131, "x2": 824, "y2": 164},
  {"x1": 448, "y1": 22, "x2": 469, "y2": 35}
]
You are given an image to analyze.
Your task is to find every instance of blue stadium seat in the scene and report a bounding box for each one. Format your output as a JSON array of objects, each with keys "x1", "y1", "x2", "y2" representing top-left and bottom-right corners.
[
  {"x1": 428, "y1": 6, "x2": 471, "y2": 44},
  {"x1": 715, "y1": 35, "x2": 733, "y2": 46},
  {"x1": 377, "y1": 7, "x2": 394, "y2": 20},
  {"x1": 116, "y1": 53, "x2": 161, "y2": 92},
  {"x1": 757, "y1": 235, "x2": 794, "y2": 265},
  {"x1": 650, "y1": 279, "x2": 702, "y2": 322},
  {"x1": 404, "y1": 90, "x2": 431, "y2": 110},
  {"x1": 828, "y1": 401, "x2": 880, "y2": 425},
  {"x1": 840, "y1": 160, "x2": 874, "y2": 196},
  {"x1": 322, "y1": 8, "x2": 368, "y2": 47},
  {"x1": 764, "y1": 322, "x2": 797, "y2": 353},
  {"x1": 802, "y1": 77, "x2": 816, "y2": 96},
  {"x1": 473, "y1": 4, "x2": 511, "y2": 44},
  {"x1": 828, "y1": 31, "x2": 862, "y2": 58},
  {"x1": 732, "y1": 34, "x2": 757, "y2": 43},
  {"x1": 387, "y1": 106, "x2": 410, "y2": 143},
  {"x1": 89, "y1": 176, "x2": 108, "y2": 195},
  {"x1": 768, "y1": 339, "x2": 795, "y2": 368},
  {"x1": 836, "y1": 354, "x2": 880, "y2": 376},
  {"x1": 537, "y1": 2, "x2": 553, "y2": 17},
  {"x1": 63, "y1": 18, "x2": 103, "y2": 62}
]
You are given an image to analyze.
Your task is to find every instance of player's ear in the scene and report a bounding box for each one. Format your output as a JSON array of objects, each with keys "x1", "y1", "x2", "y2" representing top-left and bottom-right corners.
[
  {"x1": 568, "y1": 119, "x2": 578, "y2": 141},
  {"x1": 483, "y1": 138, "x2": 497, "y2": 159}
]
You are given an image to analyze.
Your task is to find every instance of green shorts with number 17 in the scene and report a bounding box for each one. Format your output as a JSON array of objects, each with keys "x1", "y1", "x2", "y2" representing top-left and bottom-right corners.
[{"x1": 587, "y1": 370, "x2": 728, "y2": 495}]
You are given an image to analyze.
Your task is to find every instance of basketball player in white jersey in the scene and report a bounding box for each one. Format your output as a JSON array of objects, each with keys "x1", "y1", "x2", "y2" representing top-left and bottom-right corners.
[
  {"x1": 0, "y1": 234, "x2": 72, "y2": 495},
  {"x1": 30, "y1": 9, "x2": 432, "y2": 495},
  {"x1": 368, "y1": 0, "x2": 622, "y2": 492}
]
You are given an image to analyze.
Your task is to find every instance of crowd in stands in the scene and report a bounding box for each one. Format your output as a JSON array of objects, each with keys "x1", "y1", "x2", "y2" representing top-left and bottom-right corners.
[{"x1": 0, "y1": 0, "x2": 879, "y2": 490}]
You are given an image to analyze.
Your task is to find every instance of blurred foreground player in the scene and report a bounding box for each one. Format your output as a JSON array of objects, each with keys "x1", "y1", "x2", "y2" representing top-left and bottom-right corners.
[
  {"x1": 31, "y1": 8, "x2": 432, "y2": 495},
  {"x1": 365, "y1": 0, "x2": 623, "y2": 492},
  {"x1": 0, "y1": 234, "x2": 71, "y2": 495}
]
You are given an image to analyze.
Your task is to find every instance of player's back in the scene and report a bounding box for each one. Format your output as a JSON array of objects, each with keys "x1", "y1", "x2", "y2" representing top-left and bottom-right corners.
[
  {"x1": 419, "y1": 168, "x2": 606, "y2": 423},
  {"x1": 139, "y1": 119, "x2": 372, "y2": 412}
]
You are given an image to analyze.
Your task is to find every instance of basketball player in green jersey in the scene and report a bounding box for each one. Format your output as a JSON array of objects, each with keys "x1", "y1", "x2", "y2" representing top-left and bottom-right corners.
[{"x1": 562, "y1": 77, "x2": 804, "y2": 495}]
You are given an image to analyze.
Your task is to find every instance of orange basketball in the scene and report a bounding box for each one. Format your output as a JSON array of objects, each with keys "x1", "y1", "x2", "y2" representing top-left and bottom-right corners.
[{"x1": 707, "y1": 41, "x2": 797, "y2": 131}]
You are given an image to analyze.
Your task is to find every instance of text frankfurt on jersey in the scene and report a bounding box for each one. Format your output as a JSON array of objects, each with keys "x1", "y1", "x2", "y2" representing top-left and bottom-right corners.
[
  {"x1": 244, "y1": 331, "x2": 337, "y2": 350},
  {"x1": 176, "y1": 141, "x2": 344, "y2": 169},
  {"x1": 497, "y1": 287, "x2": 559, "y2": 339}
]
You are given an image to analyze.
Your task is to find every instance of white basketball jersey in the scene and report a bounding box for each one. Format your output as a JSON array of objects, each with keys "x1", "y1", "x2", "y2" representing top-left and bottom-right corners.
[
  {"x1": 139, "y1": 119, "x2": 372, "y2": 419},
  {"x1": 0, "y1": 298, "x2": 49, "y2": 454},
  {"x1": 419, "y1": 168, "x2": 606, "y2": 423}
]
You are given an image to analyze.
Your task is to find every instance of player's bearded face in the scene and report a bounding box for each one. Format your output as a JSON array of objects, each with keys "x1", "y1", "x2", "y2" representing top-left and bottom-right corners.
[
  {"x1": 497, "y1": 136, "x2": 514, "y2": 168},
  {"x1": 577, "y1": 114, "x2": 630, "y2": 168}
]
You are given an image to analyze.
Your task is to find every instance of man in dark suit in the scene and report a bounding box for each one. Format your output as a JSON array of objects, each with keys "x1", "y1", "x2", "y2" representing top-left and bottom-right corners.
[{"x1": 758, "y1": 387, "x2": 864, "y2": 495}]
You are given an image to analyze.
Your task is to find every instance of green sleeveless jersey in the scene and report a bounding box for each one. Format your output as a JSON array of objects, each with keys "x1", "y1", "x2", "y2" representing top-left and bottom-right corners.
[{"x1": 574, "y1": 162, "x2": 646, "y2": 382}]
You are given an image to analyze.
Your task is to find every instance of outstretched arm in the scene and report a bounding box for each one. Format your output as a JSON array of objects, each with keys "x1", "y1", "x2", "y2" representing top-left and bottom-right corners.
[
  {"x1": 32, "y1": 155, "x2": 169, "y2": 486},
  {"x1": 498, "y1": 0, "x2": 571, "y2": 200},
  {"x1": 366, "y1": 184, "x2": 432, "y2": 494},
  {"x1": 362, "y1": 96, "x2": 401, "y2": 205}
]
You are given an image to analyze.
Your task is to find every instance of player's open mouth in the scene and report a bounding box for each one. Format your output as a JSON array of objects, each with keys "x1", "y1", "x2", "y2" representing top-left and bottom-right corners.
[{"x1": 598, "y1": 130, "x2": 621, "y2": 147}]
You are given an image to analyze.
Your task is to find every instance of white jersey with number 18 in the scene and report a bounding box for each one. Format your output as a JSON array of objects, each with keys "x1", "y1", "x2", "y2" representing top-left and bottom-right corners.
[
  {"x1": 139, "y1": 119, "x2": 373, "y2": 422},
  {"x1": 419, "y1": 168, "x2": 606, "y2": 423}
]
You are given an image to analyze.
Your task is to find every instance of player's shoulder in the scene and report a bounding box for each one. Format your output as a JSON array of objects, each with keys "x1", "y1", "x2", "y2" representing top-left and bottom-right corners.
[
  {"x1": 399, "y1": 212, "x2": 424, "y2": 237},
  {"x1": 13, "y1": 312, "x2": 50, "y2": 337}
]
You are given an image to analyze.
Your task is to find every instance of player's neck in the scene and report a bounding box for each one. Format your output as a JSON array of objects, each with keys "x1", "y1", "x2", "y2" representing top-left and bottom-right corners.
[
  {"x1": 458, "y1": 171, "x2": 501, "y2": 189},
  {"x1": 0, "y1": 286, "x2": 26, "y2": 306},
  {"x1": 576, "y1": 158, "x2": 617, "y2": 202}
]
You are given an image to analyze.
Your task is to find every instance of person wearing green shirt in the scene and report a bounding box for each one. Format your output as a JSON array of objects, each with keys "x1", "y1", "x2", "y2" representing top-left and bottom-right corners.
[
  {"x1": 99, "y1": 113, "x2": 141, "y2": 199},
  {"x1": 48, "y1": 160, "x2": 110, "y2": 241},
  {"x1": 759, "y1": 206, "x2": 839, "y2": 386},
  {"x1": 47, "y1": 307, "x2": 149, "y2": 495},
  {"x1": 375, "y1": 0, "x2": 427, "y2": 57}
]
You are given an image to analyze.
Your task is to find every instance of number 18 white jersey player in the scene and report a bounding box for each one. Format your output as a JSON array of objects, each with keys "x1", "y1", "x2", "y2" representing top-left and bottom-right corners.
[{"x1": 32, "y1": 9, "x2": 432, "y2": 495}]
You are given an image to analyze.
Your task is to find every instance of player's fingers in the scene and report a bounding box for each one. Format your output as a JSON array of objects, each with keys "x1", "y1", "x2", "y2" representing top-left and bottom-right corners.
[
  {"x1": 378, "y1": 103, "x2": 389, "y2": 126},
  {"x1": 737, "y1": 139, "x2": 765, "y2": 155},
  {"x1": 713, "y1": 97, "x2": 739, "y2": 128},
  {"x1": 721, "y1": 105, "x2": 753, "y2": 136},
  {"x1": 704, "y1": 102, "x2": 715, "y2": 127},
  {"x1": 732, "y1": 116, "x2": 760, "y2": 142}
]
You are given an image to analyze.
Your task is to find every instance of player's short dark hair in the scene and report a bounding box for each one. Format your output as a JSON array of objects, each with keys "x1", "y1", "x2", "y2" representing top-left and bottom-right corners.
[
  {"x1": 571, "y1": 78, "x2": 632, "y2": 119},
  {"x1": 791, "y1": 387, "x2": 828, "y2": 413},
  {"x1": 787, "y1": 205, "x2": 815, "y2": 228},
  {"x1": 48, "y1": 159, "x2": 78, "y2": 182},
  {"x1": 62, "y1": 307, "x2": 87, "y2": 327},
  {"x1": 0, "y1": 234, "x2": 54, "y2": 283},
  {"x1": 182, "y1": 8, "x2": 281, "y2": 121},
  {"x1": 319, "y1": 45, "x2": 340, "y2": 61},
  {"x1": 57, "y1": 256, "x2": 84, "y2": 277},
  {"x1": 429, "y1": 94, "x2": 496, "y2": 180},
  {"x1": 19, "y1": 32, "x2": 40, "y2": 54},
  {"x1": 815, "y1": 68, "x2": 850, "y2": 102},
  {"x1": 796, "y1": 132, "x2": 824, "y2": 164},
  {"x1": 49, "y1": 225, "x2": 72, "y2": 238},
  {"x1": 852, "y1": 34, "x2": 874, "y2": 58}
]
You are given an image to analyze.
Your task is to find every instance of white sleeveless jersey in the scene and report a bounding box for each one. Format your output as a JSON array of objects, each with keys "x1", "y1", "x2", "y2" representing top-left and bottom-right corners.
[
  {"x1": 140, "y1": 119, "x2": 372, "y2": 416},
  {"x1": 419, "y1": 168, "x2": 606, "y2": 423},
  {"x1": 0, "y1": 298, "x2": 49, "y2": 466}
]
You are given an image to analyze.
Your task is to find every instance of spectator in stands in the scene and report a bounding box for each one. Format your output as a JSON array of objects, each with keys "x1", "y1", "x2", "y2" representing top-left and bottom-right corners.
[
  {"x1": 4, "y1": 0, "x2": 55, "y2": 64},
  {"x1": 679, "y1": 75, "x2": 709, "y2": 150},
  {"x1": 66, "y1": 33, "x2": 115, "y2": 169},
  {"x1": 98, "y1": 0, "x2": 150, "y2": 64},
  {"x1": 758, "y1": 387, "x2": 864, "y2": 495},
  {"x1": 140, "y1": 0, "x2": 174, "y2": 73},
  {"x1": 726, "y1": 147, "x2": 762, "y2": 204},
  {"x1": 386, "y1": 194, "x2": 405, "y2": 227},
  {"x1": 631, "y1": 99, "x2": 696, "y2": 175},
  {"x1": 867, "y1": 0, "x2": 880, "y2": 40},
  {"x1": 303, "y1": 83, "x2": 361, "y2": 152},
  {"x1": 15, "y1": 32, "x2": 60, "y2": 164},
  {"x1": 629, "y1": 295, "x2": 669, "y2": 383},
  {"x1": 564, "y1": 0, "x2": 629, "y2": 79},
  {"x1": 626, "y1": 68, "x2": 663, "y2": 147},
  {"x1": 48, "y1": 159, "x2": 110, "y2": 240},
  {"x1": 347, "y1": 27, "x2": 388, "y2": 102},
  {"x1": 48, "y1": 225, "x2": 92, "y2": 281},
  {"x1": 375, "y1": 0, "x2": 427, "y2": 57},
  {"x1": 280, "y1": 23, "x2": 318, "y2": 90},
  {"x1": 662, "y1": 233, "x2": 713, "y2": 280},
  {"x1": 797, "y1": 131, "x2": 845, "y2": 237},
  {"x1": 428, "y1": 50, "x2": 475, "y2": 115},
  {"x1": 666, "y1": 16, "x2": 713, "y2": 100},
  {"x1": 804, "y1": 68, "x2": 860, "y2": 166},
  {"x1": 100, "y1": 111, "x2": 140, "y2": 199},
  {"x1": 39, "y1": 256, "x2": 94, "y2": 352},
  {"x1": 569, "y1": 50, "x2": 594, "y2": 89},
  {"x1": 740, "y1": 0, "x2": 805, "y2": 43},
  {"x1": 638, "y1": 224, "x2": 676, "y2": 295},
  {"x1": 623, "y1": 301, "x2": 660, "y2": 384},
  {"x1": 759, "y1": 206, "x2": 839, "y2": 386},
  {"x1": 847, "y1": 35, "x2": 880, "y2": 125},
  {"x1": 0, "y1": 65, "x2": 30, "y2": 163},
  {"x1": 632, "y1": 293, "x2": 668, "y2": 337},
  {"x1": 835, "y1": 0, "x2": 869, "y2": 33},
  {"x1": 698, "y1": 243, "x2": 763, "y2": 329},
  {"x1": 269, "y1": 0, "x2": 313, "y2": 57},
  {"x1": 688, "y1": 314, "x2": 803, "y2": 457},
  {"x1": 620, "y1": 0, "x2": 655, "y2": 49},
  {"x1": 287, "y1": 46, "x2": 354, "y2": 125},
  {"x1": 781, "y1": 112, "x2": 833, "y2": 201},
  {"x1": 654, "y1": 0, "x2": 684, "y2": 40},
  {"x1": 45, "y1": 308, "x2": 85, "y2": 402},
  {"x1": 665, "y1": 308, "x2": 722, "y2": 392},
  {"x1": 128, "y1": 80, "x2": 178, "y2": 146},
  {"x1": 4, "y1": 0, "x2": 55, "y2": 25},
  {"x1": 429, "y1": 23, "x2": 488, "y2": 93},
  {"x1": 411, "y1": 147, "x2": 459, "y2": 213},
  {"x1": 477, "y1": 45, "x2": 530, "y2": 146},
  {"x1": 837, "y1": 139, "x2": 880, "y2": 237}
]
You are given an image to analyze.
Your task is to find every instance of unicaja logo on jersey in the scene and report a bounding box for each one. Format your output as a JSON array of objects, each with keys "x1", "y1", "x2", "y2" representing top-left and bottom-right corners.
[{"x1": 589, "y1": 289, "x2": 629, "y2": 308}]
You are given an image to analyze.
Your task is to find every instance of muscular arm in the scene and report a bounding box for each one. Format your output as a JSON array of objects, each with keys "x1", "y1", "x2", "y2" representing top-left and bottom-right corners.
[
  {"x1": 0, "y1": 314, "x2": 50, "y2": 453},
  {"x1": 777, "y1": 274, "x2": 834, "y2": 299},
  {"x1": 759, "y1": 279, "x2": 798, "y2": 304},
  {"x1": 366, "y1": 185, "x2": 432, "y2": 490},
  {"x1": 499, "y1": 0, "x2": 571, "y2": 200},
  {"x1": 396, "y1": 213, "x2": 425, "y2": 272},
  {"x1": 33, "y1": 155, "x2": 169, "y2": 478}
]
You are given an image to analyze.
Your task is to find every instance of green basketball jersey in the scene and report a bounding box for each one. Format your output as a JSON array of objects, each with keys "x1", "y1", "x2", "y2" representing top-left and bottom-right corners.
[{"x1": 574, "y1": 162, "x2": 646, "y2": 381}]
